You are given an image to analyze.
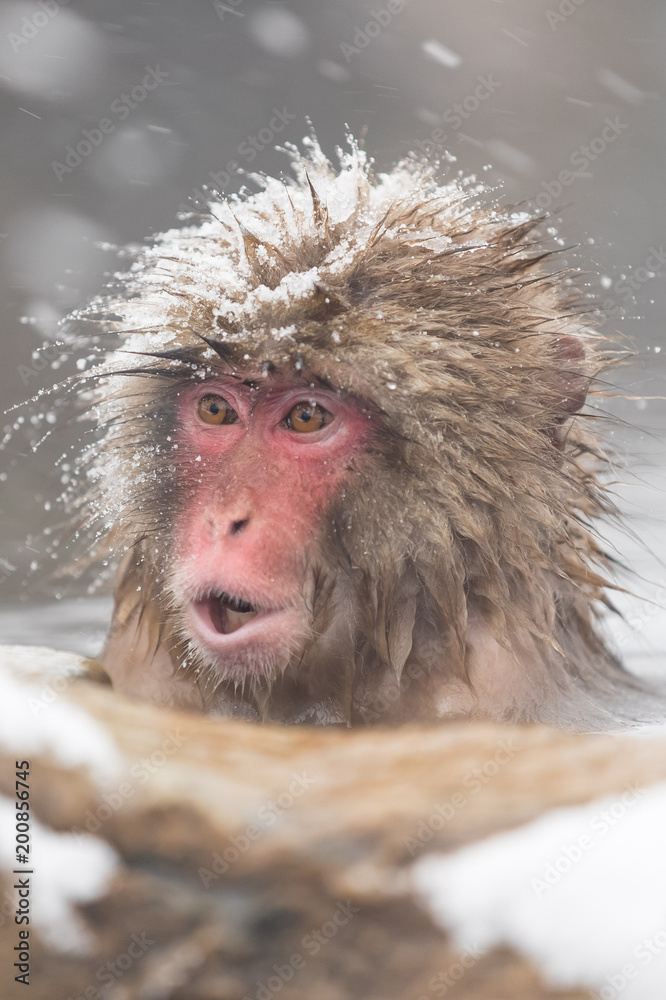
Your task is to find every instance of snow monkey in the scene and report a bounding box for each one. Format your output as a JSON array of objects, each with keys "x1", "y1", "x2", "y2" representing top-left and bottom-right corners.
[{"x1": 70, "y1": 137, "x2": 655, "y2": 727}]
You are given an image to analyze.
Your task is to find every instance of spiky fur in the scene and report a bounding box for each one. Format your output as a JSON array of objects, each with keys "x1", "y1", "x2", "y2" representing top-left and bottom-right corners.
[{"x1": 71, "y1": 136, "x2": 659, "y2": 728}]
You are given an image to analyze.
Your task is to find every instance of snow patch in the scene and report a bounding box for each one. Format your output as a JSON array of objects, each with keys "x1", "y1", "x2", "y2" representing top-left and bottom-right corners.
[
  {"x1": 413, "y1": 783, "x2": 666, "y2": 997},
  {"x1": 0, "y1": 646, "x2": 122, "y2": 785},
  {"x1": 0, "y1": 796, "x2": 117, "y2": 953}
]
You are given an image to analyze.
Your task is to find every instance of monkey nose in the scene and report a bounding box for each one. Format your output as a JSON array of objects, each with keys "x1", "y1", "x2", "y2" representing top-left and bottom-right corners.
[{"x1": 228, "y1": 517, "x2": 250, "y2": 537}]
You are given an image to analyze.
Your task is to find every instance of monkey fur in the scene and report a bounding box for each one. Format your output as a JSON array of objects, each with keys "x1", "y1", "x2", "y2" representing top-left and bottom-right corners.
[{"x1": 67, "y1": 136, "x2": 660, "y2": 728}]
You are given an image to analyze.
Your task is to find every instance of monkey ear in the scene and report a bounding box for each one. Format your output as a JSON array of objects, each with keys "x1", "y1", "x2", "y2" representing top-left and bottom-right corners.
[
  {"x1": 551, "y1": 335, "x2": 588, "y2": 415},
  {"x1": 546, "y1": 335, "x2": 589, "y2": 449}
]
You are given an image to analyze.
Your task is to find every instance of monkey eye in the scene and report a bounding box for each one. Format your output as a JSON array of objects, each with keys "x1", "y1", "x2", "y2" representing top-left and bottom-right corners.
[
  {"x1": 197, "y1": 393, "x2": 238, "y2": 425},
  {"x1": 285, "y1": 401, "x2": 332, "y2": 434}
]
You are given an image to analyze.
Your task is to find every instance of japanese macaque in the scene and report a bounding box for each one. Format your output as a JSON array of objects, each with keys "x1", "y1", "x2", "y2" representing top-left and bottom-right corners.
[{"x1": 69, "y1": 137, "x2": 655, "y2": 727}]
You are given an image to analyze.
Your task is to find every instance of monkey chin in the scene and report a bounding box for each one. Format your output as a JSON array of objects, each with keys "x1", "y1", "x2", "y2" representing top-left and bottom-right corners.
[{"x1": 183, "y1": 596, "x2": 306, "y2": 685}]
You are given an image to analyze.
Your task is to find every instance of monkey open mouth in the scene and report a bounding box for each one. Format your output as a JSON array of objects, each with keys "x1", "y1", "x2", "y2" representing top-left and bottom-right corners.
[
  {"x1": 187, "y1": 588, "x2": 303, "y2": 672},
  {"x1": 198, "y1": 592, "x2": 259, "y2": 634}
]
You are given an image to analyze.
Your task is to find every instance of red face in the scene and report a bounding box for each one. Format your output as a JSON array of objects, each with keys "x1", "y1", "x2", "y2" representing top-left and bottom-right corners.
[{"x1": 170, "y1": 373, "x2": 369, "y2": 681}]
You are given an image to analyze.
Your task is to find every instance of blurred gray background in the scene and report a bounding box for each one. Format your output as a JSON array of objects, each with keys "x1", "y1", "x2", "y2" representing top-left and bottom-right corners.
[{"x1": 1, "y1": 0, "x2": 665, "y2": 657}]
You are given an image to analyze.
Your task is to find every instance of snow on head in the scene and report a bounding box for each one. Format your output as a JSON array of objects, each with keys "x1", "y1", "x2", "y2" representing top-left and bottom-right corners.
[
  {"x1": 81, "y1": 133, "x2": 476, "y2": 367},
  {"x1": 412, "y1": 782, "x2": 666, "y2": 998}
]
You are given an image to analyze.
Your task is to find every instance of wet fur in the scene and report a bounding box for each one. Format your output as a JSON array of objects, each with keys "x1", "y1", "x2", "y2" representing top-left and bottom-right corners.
[{"x1": 71, "y1": 137, "x2": 659, "y2": 728}]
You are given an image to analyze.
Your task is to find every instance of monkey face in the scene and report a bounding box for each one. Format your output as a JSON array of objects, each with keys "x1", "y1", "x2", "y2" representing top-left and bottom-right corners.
[
  {"x1": 166, "y1": 371, "x2": 369, "y2": 684},
  {"x1": 86, "y1": 138, "x2": 637, "y2": 727}
]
